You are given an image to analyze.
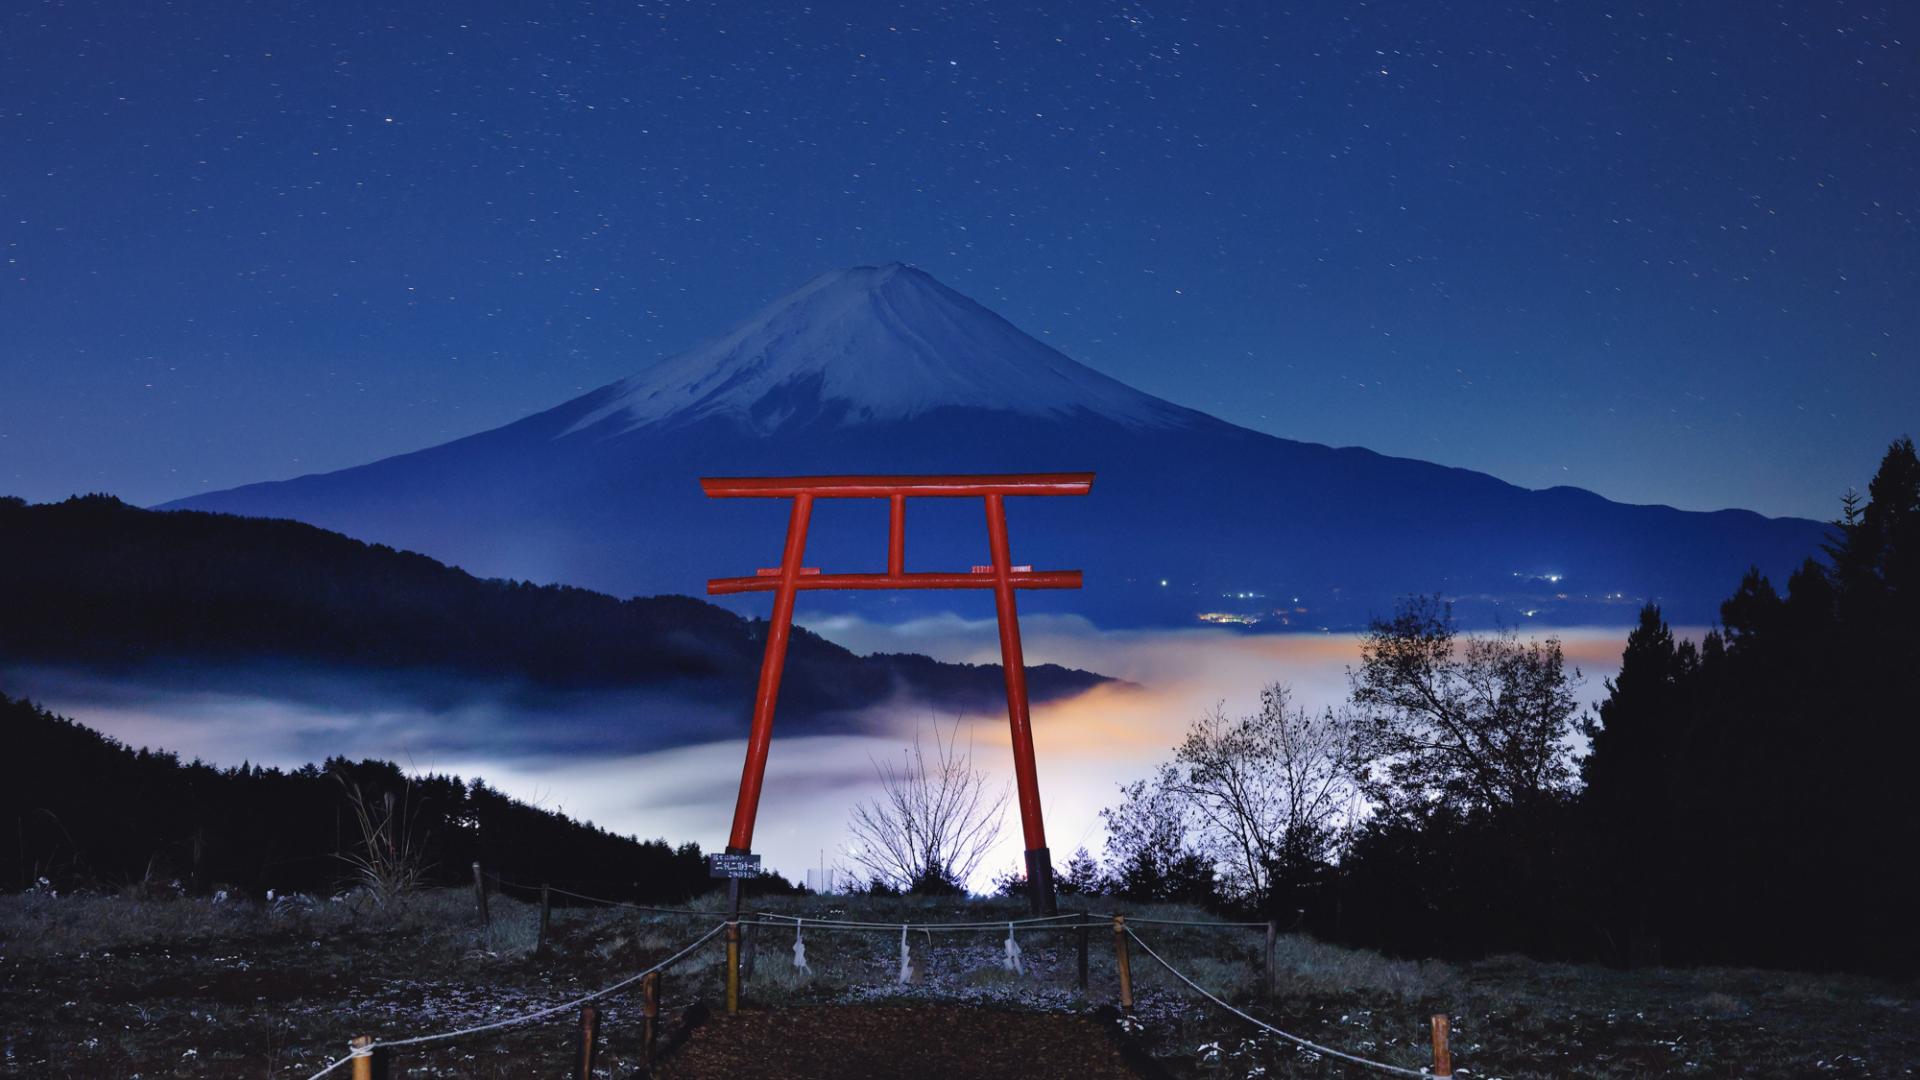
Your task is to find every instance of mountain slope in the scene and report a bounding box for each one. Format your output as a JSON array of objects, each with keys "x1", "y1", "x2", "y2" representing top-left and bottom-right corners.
[
  {"x1": 568, "y1": 264, "x2": 1198, "y2": 435},
  {"x1": 0, "y1": 494, "x2": 1107, "y2": 719},
  {"x1": 162, "y1": 265, "x2": 1829, "y2": 628},
  {"x1": 0, "y1": 692, "x2": 739, "y2": 898}
]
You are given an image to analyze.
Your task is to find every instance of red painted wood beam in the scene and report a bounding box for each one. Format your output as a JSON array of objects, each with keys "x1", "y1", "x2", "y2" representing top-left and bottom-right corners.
[
  {"x1": 726, "y1": 493, "x2": 813, "y2": 854},
  {"x1": 707, "y1": 570, "x2": 1082, "y2": 595},
  {"x1": 887, "y1": 494, "x2": 906, "y2": 576},
  {"x1": 985, "y1": 493, "x2": 1048, "y2": 857},
  {"x1": 700, "y1": 473, "x2": 1093, "y2": 499}
]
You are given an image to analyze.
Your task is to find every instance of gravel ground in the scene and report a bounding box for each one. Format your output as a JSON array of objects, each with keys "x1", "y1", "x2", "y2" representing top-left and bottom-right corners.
[{"x1": 653, "y1": 1003, "x2": 1148, "y2": 1080}]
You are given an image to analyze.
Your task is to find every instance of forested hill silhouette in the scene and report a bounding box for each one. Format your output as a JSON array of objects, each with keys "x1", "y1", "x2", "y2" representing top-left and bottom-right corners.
[
  {"x1": 1572, "y1": 436, "x2": 1920, "y2": 974},
  {"x1": 1, "y1": 692, "x2": 758, "y2": 898},
  {"x1": 1298, "y1": 438, "x2": 1919, "y2": 976},
  {"x1": 0, "y1": 495, "x2": 1106, "y2": 715}
]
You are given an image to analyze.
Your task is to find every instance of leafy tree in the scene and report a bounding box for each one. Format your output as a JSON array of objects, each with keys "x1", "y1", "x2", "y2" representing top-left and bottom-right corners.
[
  {"x1": 1099, "y1": 767, "x2": 1217, "y2": 905},
  {"x1": 1580, "y1": 604, "x2": 1694, "y2": 820},
  {"x1": 1326, "y1": 598, "x2": 1587, "y2": 957},
  {"x1": 1000, "y1": 846, "x2": 1111, "y2": 898},
  {"x1": 1831, "y1": 436, "x2": 1920, "y2": 606},
  {"x1": 1059, "y1": 846, "x2": 1108, "y2": 896},
  {"x1": 1346, "y1": 596, "x2": 1580, "y2": 819},
  {"x1": 1577, "y1": 603, "x2": 1695, "y2": 958},
  {"x1": 1162, "y1": 684, "x2": 1354, "y2": 905}
]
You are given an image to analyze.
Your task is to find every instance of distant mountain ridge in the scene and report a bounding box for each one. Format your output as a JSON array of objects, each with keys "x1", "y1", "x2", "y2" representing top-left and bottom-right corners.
[
  {"x1": 0, "y1": 494, "x2": 1108, "y2": 722},
  {"x1": 163, "y1": 265, "x2": 1829, "y2": 628}
]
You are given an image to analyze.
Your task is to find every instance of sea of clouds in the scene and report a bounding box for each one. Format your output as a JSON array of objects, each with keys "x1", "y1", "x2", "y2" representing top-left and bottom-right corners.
[{"x1": 6, "y1": 616, "x2": 1640, "y2": 891}]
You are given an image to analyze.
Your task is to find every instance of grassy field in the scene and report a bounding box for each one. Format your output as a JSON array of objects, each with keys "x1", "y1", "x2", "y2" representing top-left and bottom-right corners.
[{"x1": 2, "y1": 886, "x2": 1915, "y2": 1078}]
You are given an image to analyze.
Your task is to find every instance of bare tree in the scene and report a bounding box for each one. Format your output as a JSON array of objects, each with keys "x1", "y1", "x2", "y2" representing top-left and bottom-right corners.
[
  {"x1": 846, "y1": 721, "x2": 1008, "y2": 893},
  {"x1": 1346, "y1": 595, "x2": 1580, "y2": 817},
  {"x1": 1164, "y1": 684, "x2": 1355, "y2": 904}
]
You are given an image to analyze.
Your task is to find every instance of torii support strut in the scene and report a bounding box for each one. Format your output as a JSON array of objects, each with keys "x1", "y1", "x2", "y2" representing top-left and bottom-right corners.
[{"x1": 702, "y1": 472, "x2": 1093, "y2": 914}]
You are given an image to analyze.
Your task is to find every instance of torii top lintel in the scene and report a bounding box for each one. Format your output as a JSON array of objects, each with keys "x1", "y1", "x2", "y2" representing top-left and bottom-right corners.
[
  {"x1": 702, "y1": 472, "x2": 1092, "y2": 596},
  {"x1": 699, "y1": 472, "x2": 1093, "y2": 499},
  {"x1": 700, "y1": 471, "x2": 1092, "y2": 915}
]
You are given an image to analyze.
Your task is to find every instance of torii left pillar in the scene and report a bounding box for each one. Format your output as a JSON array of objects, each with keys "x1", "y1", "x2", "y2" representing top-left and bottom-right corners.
[{"x1": 702, "y1": 473, "x2": 1094, "y2": 914}]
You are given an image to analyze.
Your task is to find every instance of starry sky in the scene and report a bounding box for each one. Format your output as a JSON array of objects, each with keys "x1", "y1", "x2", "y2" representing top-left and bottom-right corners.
[{"x1": 2, "y1": 0, "x2": 1913, "y2": 520}]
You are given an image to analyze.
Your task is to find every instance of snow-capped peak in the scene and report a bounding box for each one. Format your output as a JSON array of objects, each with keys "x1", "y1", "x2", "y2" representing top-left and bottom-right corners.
[{"x1": 564, "y1": 264, "x2": 1198, "y2": 436}]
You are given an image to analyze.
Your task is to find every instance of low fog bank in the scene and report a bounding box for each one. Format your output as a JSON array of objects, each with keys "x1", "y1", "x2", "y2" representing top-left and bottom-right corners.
[
  {"x1": 0, "y1": 660, "x2": 873, "y2": 766},
  {"x1": 6, "y1": 618, "x2": 1633, "y2": 887}
]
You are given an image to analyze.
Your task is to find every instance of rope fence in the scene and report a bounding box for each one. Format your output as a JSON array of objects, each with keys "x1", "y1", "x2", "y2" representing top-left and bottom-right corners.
[
  {"x1": 490, "y1": 875, "x2": 1265, "y2": 933},
  {"x1": 297, "y1": 919, "x2": 726, "y2": 1080},
  {"x1": 1108, "y1": 914, "x2": 1271, "y2": 929},
  {"x1": 1126, "y1": 924, "x2": 1454, "y2": 1079},
  {"x1": 489, "y1": 874, "x2": 718, "y2": 917},
  {"x1": 749, "y1": 910, "x2": 1085, "y2": 931},
  {"x1": 417, "y1": 867, "x2": 1471, "y2": 1076}
]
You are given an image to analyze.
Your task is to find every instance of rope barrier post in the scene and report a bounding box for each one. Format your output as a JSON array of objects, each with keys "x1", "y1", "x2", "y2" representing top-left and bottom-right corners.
[
  {"x1": 1112, "y1": 915, "x2": 1133, "y2": 1012},
  {"x1": 471, "y1": 861, "x2": 489, "y2": 927},
  {"x1": 744, "y1": 919, "x2": 758, "y2": 980},
  {"x1": 1127, "y1": 924, "x2": 1432, "y2": 1079},
  {"x1": 286, "y1": 921, "x2": 723, "y2": 1080},
  {"x1": 1430, "y1": 1013, "x2": 1453, "y2": 1078},
  {"x1": 642, "y1": 971, "x2": 661, "y2": 1065},
  {"x1": 538, "y1": 884, "x2": 552, "y2": 957},
  {"x1": 1076, "y1": 908, "x2": 1089, "y2": 992},
  {"x1": 348, "y1": 1035, "x2": 379, "y2": 1080},
  {"x1": 725, "y1": 920, "x2": 741, "y2": 1014},
  {"x1": 1265, "y1": 919, "x2": 1277, "y2": 1000},
  {"x1": 574, "y1": 1004, "x2": 598, "y2": 1080}
]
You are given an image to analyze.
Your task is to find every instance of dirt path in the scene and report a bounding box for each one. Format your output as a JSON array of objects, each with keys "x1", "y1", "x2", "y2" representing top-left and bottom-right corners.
[{"x1": 653, "y1": 1003, "x2": 1149, "y2": 1080}]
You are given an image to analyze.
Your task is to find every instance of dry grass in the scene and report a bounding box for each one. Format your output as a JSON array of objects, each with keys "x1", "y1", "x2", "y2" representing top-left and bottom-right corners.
[{"x1": 0, "y1": 886, "x2": 499, "y2": 960}]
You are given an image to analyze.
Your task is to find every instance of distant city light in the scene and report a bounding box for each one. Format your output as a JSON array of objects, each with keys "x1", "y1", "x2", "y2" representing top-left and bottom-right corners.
[{"x1": 1197, "y1": 612, "x2": 1261, "y2": 626}]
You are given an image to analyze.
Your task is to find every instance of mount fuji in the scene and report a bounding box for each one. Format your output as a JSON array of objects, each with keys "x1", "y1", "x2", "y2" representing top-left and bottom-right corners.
[{"x1": 164, "y1": 264, "x2": 1825, "y2": 629}]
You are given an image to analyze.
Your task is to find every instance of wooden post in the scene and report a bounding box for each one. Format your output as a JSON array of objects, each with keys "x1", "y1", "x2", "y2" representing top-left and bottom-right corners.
[
  {"x1": 1265, "y1": 919, "x2": 1277, "y2": 999},
  {"x1": 470, "y1": 861, "x2": 489, "y2": 927},
  {"x1": 1430, "y1": 1013, "x2": 1453, "y2": 1078},
  {"x1": 743, "y1": 919, "x2": 758, "y2": 980},
  {"x1": 575, "y1": 1004, "x2": 598, "y2": 1080},
  {"x1": 725, "y1": 921, "x2": 741, "y2": 1014},
  {"x1": 1076, "y1": 909, "x2": 1089, "y2": 992},
  {"x1": 349, "y1": 1035, "x2": 374, "y2": 1080},
  {"x1": 642, "y1": 971, "x2": 661, "y2": 1064},
  {"x1": 538, "y1": 884, "x2": 552, "y2": 956},
  {"x1": 1112, "y1": 914, "x2": 1133, "y2": 1012}
]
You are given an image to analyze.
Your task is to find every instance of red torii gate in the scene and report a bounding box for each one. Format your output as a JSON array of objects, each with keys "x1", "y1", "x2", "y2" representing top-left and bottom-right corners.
[{"x1": 702, "y1": 472, "x2": 1093, "y2": 914}]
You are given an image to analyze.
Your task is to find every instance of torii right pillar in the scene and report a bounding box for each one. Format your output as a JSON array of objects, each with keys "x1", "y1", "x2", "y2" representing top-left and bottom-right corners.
[{"x1": 983, "y1": 490, "x2": 1056, "y2": 914}]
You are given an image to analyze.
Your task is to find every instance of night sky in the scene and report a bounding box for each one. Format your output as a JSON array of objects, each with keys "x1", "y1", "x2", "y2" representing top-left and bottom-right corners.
[{"x1": 2, "y1": 1, "x2": 1913, "y2": 520}]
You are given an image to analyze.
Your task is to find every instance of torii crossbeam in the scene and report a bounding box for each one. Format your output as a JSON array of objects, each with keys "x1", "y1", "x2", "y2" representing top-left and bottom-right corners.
[{"x1": 702, "y1": 472, "x2": 1093, "y2": 914}]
